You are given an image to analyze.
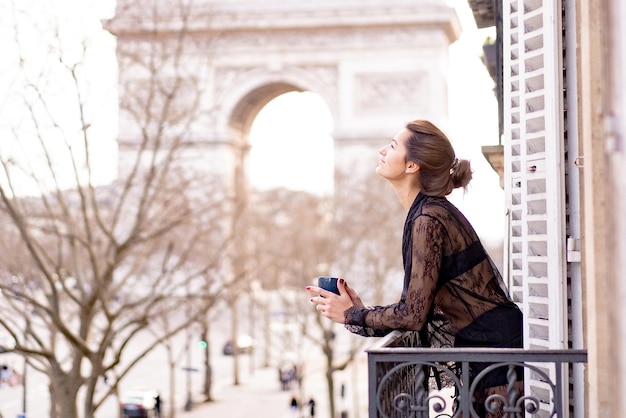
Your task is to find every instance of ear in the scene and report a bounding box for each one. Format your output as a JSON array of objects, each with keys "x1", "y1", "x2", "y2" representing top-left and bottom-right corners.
[{"x1": 405, "y1": 161, "x2": 420, "y2": 174}]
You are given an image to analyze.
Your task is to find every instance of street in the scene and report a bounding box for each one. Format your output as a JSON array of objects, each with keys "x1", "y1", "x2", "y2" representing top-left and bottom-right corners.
[
  {"x1": 0, "y1": 315, "x2": 238, "y2": 417},
  {"x1": 0, "y1": 302, "x2": 370, "y2": 418}
]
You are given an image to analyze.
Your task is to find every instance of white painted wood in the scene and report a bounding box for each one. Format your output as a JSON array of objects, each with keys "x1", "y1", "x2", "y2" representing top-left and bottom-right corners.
[{"x1": 503, "y1": 0, "x2": 571, "y2": 414}]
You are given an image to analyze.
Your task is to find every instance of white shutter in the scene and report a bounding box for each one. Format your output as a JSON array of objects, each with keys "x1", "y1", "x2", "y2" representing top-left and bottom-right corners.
[{"x1": 502, "y1": 0, "x2": 569, "y2": 413}]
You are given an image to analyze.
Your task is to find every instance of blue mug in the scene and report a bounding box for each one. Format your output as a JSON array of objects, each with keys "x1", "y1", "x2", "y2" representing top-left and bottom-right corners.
[{"x1": 317, "y1": 276, "x2": 341, "y2": 295}]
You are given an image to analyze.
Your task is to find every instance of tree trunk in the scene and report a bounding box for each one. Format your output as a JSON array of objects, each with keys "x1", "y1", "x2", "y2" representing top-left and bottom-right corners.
[
  {"x1": 201, "y1": 324, "x2": 213, "y2": 401},
  {"x1": 231, "y1": 295, "x2": 240, "y2": 386},
  {"x1": 48, "y1": 373, "x2": 81, "y2": 418},
  {"x1": 82, "y1": 375, "x2": 99, "y2": 418},
  {"x1": 263, "y1": 301, "x2": 271, "y2": 368},
  {"x1": 167, "y1": 349, "x2": 177, "y2": 418},
  {"x1": 326, "y1": 368, "x2": 336, "y2": 418}
]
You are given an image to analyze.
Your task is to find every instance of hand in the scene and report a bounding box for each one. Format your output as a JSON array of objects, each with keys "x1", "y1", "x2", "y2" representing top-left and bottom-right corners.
[
  {"x1": 306, "y1": 278, "x2": 362, "y2": 323},
  {"x1": 343, "y1": 281, "x2": 365, "y2": 309}
]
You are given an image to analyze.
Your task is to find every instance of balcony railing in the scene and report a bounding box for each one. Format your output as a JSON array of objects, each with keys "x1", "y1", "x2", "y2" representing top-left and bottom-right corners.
[{"x1": 366, "y1": 331, "x2": 587, "y2": 418}]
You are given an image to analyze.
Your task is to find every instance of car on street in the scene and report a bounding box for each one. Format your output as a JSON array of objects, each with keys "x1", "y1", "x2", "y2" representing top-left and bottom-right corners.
[
  {"x1": 120, "y1": 388, "x2": 158, "y2": 418},
  {"x1": 222, "y1": 334, "x2": 254, "y2": 355}
]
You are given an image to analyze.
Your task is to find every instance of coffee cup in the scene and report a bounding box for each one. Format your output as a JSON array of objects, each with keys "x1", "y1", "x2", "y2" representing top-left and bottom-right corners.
[{"x1": 317, "y1": 276, "x2": 341, "y2": 295}]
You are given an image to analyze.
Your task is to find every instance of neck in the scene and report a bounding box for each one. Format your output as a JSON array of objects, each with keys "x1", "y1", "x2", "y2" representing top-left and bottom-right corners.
[{"x1": 390, "y1": 181, "x2": 421, "y2": 211}]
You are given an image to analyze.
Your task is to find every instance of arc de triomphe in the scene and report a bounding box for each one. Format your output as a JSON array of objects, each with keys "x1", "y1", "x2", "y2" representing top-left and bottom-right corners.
[{"x1": 108, "y1": 0, "x2": 460, "y2": 189}]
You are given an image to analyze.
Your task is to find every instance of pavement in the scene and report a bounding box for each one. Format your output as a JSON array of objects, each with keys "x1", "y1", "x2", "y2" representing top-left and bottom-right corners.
[
  {"x1": 177, "y1": 353, "x2": 370, "y2": 418},
  {"x1": 179, "y1": 366, "x2": 319, "y2": 418},
  {"x1": 0, "y1": 362, "x2": 328, "y2": 418},
  {"x1": 0, "y1": 329, "x2": 371, "y2": 418}
]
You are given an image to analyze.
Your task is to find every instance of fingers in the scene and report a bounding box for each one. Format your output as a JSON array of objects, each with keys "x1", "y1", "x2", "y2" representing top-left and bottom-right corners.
[
  {"x1": 345, "y1": 286, "x2": 358, "y2": 298},
  {"x1": 306, "y1": 285, "x2": 335, "y2": 299},
  {"x1": 307, "y1": 287, "x2": 330, "y2": 316},
  {"x1": 343, "y1": 285, "x2": 365, "y2": 309},
  {"x1": 313, "y1": 297, "x2": 329, "y2": 318},
  {"x1": 306, "y1": 283, "x2": 344, "y2": 321},
  {"x1": 306, "y1": 289, "x2": 326, "y2": 308},
  {"x1": 306, "y1": 285, "x2": 321, "y2": 294},
  {"x1": 338, "y1": 279, "x2": 359, "y2": 301},
  {"x1": 337, "y1": 278, "x2": 346, "y2": 295},
  {"x1": 315, "y1": 302, "x2": 324, "y2": 312},
  {"x1": 342, "y1": 282, "x2": 354, "y2": 297}
]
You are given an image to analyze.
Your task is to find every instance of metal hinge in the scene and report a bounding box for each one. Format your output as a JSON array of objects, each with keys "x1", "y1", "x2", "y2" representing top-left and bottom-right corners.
[{"x1": 567, "y1": 236, "x2": 581, "y2": 262}]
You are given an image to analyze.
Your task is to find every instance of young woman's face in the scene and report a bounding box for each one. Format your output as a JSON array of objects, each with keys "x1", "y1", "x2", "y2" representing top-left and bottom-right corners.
[{"x1": 376, "y1": 128, "x2": 412, "y2": 180}]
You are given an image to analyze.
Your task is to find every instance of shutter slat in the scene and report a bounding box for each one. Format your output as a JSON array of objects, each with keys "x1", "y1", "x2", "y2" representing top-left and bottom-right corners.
[{"x1": 503, "y1": 0, "x2": 569, "y2": 407}]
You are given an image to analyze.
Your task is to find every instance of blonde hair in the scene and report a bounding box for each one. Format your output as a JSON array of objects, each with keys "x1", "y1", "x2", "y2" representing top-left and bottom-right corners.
[{"x1": 404, "y1": 120, "x2": 472, "y2": 196}]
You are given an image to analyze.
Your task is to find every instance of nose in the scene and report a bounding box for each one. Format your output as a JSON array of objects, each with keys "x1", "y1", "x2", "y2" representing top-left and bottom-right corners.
[{"x1": 378, "y1": 145, "x2": 387, "y2": 155}]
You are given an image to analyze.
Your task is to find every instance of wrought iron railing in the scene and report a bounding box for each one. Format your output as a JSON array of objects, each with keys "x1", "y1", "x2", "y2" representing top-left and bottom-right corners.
[{"x1": 366, "y1": 331, "x2": 587, "y2": 418}]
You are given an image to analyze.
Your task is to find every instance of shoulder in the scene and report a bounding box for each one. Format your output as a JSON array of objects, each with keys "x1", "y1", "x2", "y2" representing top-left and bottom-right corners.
[
  {"x1": 415, "y1": 196, "x2": 467, "y2": 232},
  {"x1": 408, "y1": 195, "x2": 462, "y2": 230},
  {"x1": 419, "y1": 195, "x2": 479, "y2": 242},
  {"x1": 419, "y1": 195, "x2": 457, "y2": 218}
]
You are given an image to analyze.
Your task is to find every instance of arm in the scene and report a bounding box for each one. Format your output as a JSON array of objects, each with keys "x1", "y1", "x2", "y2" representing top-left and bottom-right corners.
[{"x1": 344, "y1": 215, "x2": 444, "y2": 335}]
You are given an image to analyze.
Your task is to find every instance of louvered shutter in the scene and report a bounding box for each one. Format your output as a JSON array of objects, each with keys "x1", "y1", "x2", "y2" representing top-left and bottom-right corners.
[{"x1": 502, "y1": 0, "x2": 569, "y2": 412}]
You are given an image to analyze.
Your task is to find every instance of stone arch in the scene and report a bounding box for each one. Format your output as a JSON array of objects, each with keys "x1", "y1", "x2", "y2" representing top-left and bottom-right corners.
[
  {"x1": 216, "y1": 66, "x2": 338, "y2": 139},
  {"x1": 109, "y1": 0, "x2": 461, "y2": 189}
]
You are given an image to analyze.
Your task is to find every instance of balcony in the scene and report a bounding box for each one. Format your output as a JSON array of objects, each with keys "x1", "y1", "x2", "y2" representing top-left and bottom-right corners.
[{"x1": 366, "y1": 331, "x2": 587, "y2": 418}]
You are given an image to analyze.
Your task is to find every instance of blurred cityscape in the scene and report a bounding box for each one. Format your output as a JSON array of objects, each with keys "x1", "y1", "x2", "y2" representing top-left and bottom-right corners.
[{"x1": 0, "y1": 1, "x2": 502, "y2": 417}]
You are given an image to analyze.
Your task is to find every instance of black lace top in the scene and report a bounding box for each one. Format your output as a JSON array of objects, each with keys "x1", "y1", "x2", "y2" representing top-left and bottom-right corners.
[{"x1": 344, "y1": 193, "x2": 521, "y2": 350}]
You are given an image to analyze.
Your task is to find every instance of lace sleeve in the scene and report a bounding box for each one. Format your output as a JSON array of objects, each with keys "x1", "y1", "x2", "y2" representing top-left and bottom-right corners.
[
  {"x1": 343, "y1": 306, "x2": 392, "y2": 337},
  {"x1": 343, "y1": 215, "x2": 444, "y2": 333}
]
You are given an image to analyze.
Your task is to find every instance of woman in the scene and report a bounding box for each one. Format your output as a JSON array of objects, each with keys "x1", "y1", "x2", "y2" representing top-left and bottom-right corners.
[{"x1": 306, "y1": 119, "x2": 523, "y2": 418}]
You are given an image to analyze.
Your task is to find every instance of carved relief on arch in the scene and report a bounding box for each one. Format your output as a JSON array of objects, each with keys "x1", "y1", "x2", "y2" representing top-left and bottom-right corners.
[
  {"x1": 296, "y1": 64, "x2": 339, "y2": 112},
  {"x1": 214, "y1": 64, "x2": 339, "y2": 129},
  {"x1": 354, "y1": 71, "x2": 429, "y2": 115},
  {"x1": 215, "y1": 27, "x2": 431, "y2": 52},
  {"x1": 213, "y1": 66, "x2": 259, "y2": 103}
]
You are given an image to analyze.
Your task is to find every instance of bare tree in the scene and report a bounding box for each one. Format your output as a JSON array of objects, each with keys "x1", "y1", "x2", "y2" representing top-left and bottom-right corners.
[
  {"x1": 0, "y1": 1, "x2": 235, "y2": 417},
  {"x1": 320, "y1": 171, "x2": 404, "y2": 418},
  {"x1": 331, "y1": 171, "x2": 405, "y2": 306},
  {"x1": 247, "y1": 173, "x2": 404, "y2": 418}
]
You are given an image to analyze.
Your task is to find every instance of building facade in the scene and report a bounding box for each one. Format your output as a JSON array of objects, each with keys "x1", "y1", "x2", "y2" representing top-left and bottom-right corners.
[{"x1": 469, "y1": 0, "x2": 626, "y2": 415}]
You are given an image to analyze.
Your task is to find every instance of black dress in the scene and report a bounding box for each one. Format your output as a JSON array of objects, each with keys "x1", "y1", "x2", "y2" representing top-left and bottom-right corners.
[{"x1": 344, "y1": 193, "x2": 523, "y2": 416}]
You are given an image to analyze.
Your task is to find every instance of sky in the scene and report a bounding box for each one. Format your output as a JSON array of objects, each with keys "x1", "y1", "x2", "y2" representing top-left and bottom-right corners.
[
  {"x1": 248, "y1": 0, "x2": 504, "y2": 244},
  {"x1": 0, "y1": 0, "x2": 118, "y2": 196},
  {"x1": 248, "y1": 92, "x2": 335, "y2": 196},
  {"x1": 1, "y1": 0, "x2": 503, "y2": 243}
]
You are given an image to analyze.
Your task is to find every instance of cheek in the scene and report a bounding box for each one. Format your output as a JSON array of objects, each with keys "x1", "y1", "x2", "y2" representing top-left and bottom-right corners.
[
  {"x1": 378, "y1": 158, "x2": 405, "y2": 178},
  {"x1": 388, "y1": 154, "x2": 405, "y2": 169}
]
